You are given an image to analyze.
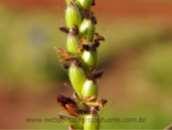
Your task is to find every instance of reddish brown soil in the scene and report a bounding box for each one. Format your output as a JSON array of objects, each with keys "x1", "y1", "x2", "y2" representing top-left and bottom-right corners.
[
  {"x1": 1, "y1": 0, "x2": 172, "y2": 23},
  {"x1": 1, "y1": 0, "x2": 172, "y2": 16}
]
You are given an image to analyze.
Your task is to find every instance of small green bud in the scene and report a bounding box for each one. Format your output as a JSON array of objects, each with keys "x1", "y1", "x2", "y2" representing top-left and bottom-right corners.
[
  {"x1": 82, "y1": 50, "x2": 97, "y2": 67},
  {"x1": 65, "y1": 4, "x2": 82, "y2": 28},
  {"x1": 79, "y1": 19, "x2": 95, "y2": 41},
  {"x1": 77, "y1": 0, "x2": 93, "y2": 9},
  {"x1": 84, "y1": 114, "x2": 99, "y2": 130},
  {"x1": 82, "y1": 80, "x2": 97, "y2": 99},
  {"x1": 69, "y1": 63, "x2": 86, "y2": 97},
  {"x1": 67, "y1": 34, "x2": 79, "y2": 54}
]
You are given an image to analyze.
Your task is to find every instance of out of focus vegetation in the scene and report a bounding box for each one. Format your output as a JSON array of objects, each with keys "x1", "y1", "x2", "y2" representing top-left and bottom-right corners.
[{"x1": 0, "y1": 5, "x2": 172, "y2": 130}]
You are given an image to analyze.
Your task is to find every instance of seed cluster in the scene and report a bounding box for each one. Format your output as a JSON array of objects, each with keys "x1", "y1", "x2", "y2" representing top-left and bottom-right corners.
[{"x1": 57, "y1": 0, "x2": 107, "y2": 130}]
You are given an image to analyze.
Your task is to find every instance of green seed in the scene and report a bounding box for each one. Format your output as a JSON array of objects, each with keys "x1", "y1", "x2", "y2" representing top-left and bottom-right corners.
[
  {"x1": 77, "y1": 0, "x2": 93, "y2": 9},
  {"x1": 67, "y1": 34, "x2": 79, "y2": 54},
  {"x1": 82, "y1": 50, "x2": 97, "y2": 67},
  {"x1": 84, "y1": 114, "x2": 99, "y2": 130},
  {"x1": 65, "y1": 4, "x2": 82, "y2": 28},
  {"x1": 79, "y1": 19, "x2": 95, "y2": 41},
  {"x1": 82, "y1": 80, "x2": 97, "y2": 99},
  {"x1": 69, "y1": 63, "x2": 86, "y2": 97}
]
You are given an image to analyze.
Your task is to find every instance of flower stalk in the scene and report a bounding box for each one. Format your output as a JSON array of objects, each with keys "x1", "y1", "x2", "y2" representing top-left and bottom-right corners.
[{"x1": 57, "y1": 0, "x2": 107, "y2": 130}]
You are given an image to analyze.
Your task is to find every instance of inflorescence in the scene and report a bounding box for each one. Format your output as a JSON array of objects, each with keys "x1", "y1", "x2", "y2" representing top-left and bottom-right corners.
[{"x1": 56, "y1": 0, "x2": 107, "y2": 130}]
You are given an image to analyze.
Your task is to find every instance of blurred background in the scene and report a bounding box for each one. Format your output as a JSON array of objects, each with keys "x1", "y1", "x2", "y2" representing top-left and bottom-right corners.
[{"x1": 0, "y1": 0, "x2": 172, "y2": 129}]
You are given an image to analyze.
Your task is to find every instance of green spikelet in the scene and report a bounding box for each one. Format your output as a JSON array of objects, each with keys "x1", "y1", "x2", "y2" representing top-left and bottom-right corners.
[
  {"x1": 77, "y1": 0, "x2": 94, "y2": 9},
  {"x1": 84, "y1": 114, "x2": 99, "y2": 130},
  {"x1": 82, "y1": 50, "x2": 97, "y2": 67},
  {"x1": 79, "y1": 18, "x2": 95, "y2": 41},
  {"x1": 69, "y1": 63, "x2": 86, "y2": 96},
  {"x1": 67, "y1": 33, "x2": 79, "y2": 54},
  {"x1": 82, "y1": 80, "x2": 97, "y2": 99},
  {"x1": 65, "y1": 4, "x2": 82, "y2": 28}
]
